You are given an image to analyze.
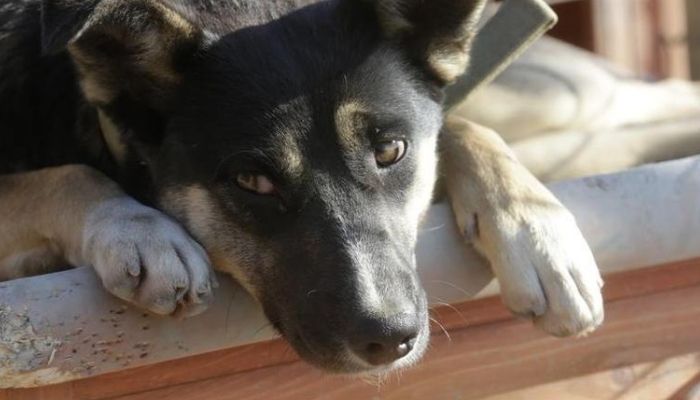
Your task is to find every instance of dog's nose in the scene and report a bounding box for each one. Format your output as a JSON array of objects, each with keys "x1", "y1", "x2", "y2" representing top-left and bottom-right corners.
[{"x1": 349, "y1": 313, "x2": 420, "y2": 366}]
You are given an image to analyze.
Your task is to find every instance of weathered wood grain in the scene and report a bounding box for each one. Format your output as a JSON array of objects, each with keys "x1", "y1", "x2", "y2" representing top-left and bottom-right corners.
[
  {"x1": 5, "y1": 258, "x2": 700, "y2": 400},
  {"x1": 105, "y1": 283, "x2": 700, "y2": 400},
  {"x1": 485, "y1": 353, "x2": 700, "y2": 400}
]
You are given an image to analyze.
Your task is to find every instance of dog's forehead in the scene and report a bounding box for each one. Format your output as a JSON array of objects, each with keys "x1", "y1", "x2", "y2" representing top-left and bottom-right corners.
[
  {"x1": 185, "y1": 49, "x2": 420, "y2": 155},
  {"x1": 200, "y1": 3, "x2": 377, "y2": 86},
  {"x1": 174, "y1": 2, "x2": 442, "y2": 182},
  {"x1": 263, "y1": 96, "x2": 311, "y2": 177},
  {"x1": 262, "y1": 68, "x2": 423, "y2": 175}
]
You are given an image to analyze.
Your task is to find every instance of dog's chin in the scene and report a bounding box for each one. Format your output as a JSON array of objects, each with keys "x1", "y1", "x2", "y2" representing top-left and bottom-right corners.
[{"x1": 281, "y1": 318, "x2": 431, "y2": 376}]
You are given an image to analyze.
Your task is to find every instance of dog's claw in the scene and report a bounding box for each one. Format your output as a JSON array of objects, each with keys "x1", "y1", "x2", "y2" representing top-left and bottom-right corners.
[
  {"x1": 461, "y1": 204, "x2": 604, "y2": 337},
  {"x1": 82, "y1": 197, "x2": 217, "y2": 317},
  {"x1": 498, "y1": 208, "x2": 604, "y2": 337}
]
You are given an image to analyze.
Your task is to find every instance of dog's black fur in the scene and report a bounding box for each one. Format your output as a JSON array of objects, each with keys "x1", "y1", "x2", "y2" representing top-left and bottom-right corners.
[
  {"x1": 0, "y1": 0, "x2": 485, "y2": 372},
  {"x1": 0, "y1": 2, "x2": 100, "y2": 172}
]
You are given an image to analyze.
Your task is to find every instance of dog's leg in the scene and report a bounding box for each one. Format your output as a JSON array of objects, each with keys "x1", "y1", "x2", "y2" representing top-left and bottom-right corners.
[
  {"x1": 440, "y1": 116, "x2": 604, "y2": 336},
  {"x1": 0, "y1": 165, "x2": 216, "y2": 317}
]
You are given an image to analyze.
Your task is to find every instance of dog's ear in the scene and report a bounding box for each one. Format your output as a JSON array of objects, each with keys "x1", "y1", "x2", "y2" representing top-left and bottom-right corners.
[
  {"x1": 40, "y1": 0, "x2": 202, "y2": 109},
  {"x1": 366, "y1": 0, "x2": 487, "y2": 85}
]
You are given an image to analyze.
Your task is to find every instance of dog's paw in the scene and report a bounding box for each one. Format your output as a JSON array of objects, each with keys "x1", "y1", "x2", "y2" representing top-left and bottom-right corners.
[
  {"x1": 82, "y1": 197, "x2": 218, "y2": 317},
  {"x1": 468, "y1": 205, "x2": 604, "y2": 337}
]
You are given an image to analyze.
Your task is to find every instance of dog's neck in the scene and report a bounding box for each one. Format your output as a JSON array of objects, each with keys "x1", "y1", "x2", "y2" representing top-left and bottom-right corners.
[{"x1": 97, "y1": 109, "x2": 128, "y2": 166}]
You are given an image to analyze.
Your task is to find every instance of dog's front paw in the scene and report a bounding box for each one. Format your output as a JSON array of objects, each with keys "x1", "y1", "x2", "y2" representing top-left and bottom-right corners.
[
  {"x1": 469, "y1": 206, "x2": 604, "y2": 337},
  {"x1": 82, "y1": 197, "x2": 217, "y2": 317}
]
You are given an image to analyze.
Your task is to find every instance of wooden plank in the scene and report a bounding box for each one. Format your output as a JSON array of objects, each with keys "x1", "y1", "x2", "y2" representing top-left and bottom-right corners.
[
  {"x1": 670, "y1": 371, "x2": 700, "y2": 400},
  {"x1": 434, "y1": 257, "x2": 700, "y2": 332},
  {"x1": 548, "y1": 0, "x2": 595, "y2": 51},
  {"x1": 6, "y1": 257, "x2": 700, "y2": 400},
  {"x1": 688, "y1": 0, "x2": 700, "y2": 79},
  {"x1": 484, "y1": 353, "x2": 700, "y2": 400},
  {"x1": 656, "y1": 0, "x2": 691, "y2": 79},
  {"x1": 108, "y1": 283, "x2": 700, "y2": 400},
  {"x1": 4, "y1": 386, "x2": 73, "y2": 400}
]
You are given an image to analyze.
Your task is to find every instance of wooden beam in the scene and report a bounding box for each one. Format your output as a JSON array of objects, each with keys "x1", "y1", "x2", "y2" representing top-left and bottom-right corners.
[
  {"x1": 80, "y1": 275, "x2": 700, "y2": 399},
  {"x1": 670, "y1": 371, "x2": 700, "y2": 400},
  {"x1": 486, "y1": 353, "x2": 700, "y2": 399},
  {"x1": 548, "y1": 0, "x2": 595, "y2": 51},
  {"x1": 6, "y1": 257, "x2": 700, "y2": 400},
  {"x1": 688, "y1": 0, "x2": 700, "y2": 79}
]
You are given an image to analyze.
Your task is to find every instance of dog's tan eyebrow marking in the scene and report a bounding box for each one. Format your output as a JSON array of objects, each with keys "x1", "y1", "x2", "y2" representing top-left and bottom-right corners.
[
  {"x1": 335, "y1": 100, "x2": 368, "y2": 153},
  {"x1": 265, "y1": 99, "x2": 308, "y2": 178},
  {"x1": 280, "y1": 134, "x2": 304, "y2": 177},
  {"x1": 266, "y1": 128, "x2": 304, "y2": 178}
]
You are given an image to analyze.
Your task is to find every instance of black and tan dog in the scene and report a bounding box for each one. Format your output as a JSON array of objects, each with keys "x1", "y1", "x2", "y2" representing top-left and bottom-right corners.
[{"x1": 0, "y1": 0, "x2": 603, "y2": 373}]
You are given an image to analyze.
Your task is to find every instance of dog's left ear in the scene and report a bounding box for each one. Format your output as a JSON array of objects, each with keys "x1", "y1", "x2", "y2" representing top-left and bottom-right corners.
[
  {"x1": 40, "y1": 0, "x2": 202, "y2": 110},
  {"x1": 367, "y1": 0, "x2": 487, "y2": 85}
]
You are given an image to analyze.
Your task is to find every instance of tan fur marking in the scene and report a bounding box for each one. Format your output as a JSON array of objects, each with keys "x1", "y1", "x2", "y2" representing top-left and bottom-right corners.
[
  {"x1": 0, "y1": 244, "x2": 65, "y2": 281},
  {"x1": 0, "y1": 166, "x2": 124, "y2": 279},
  {"x1": 97, "y1": 109, "x2": 127, "y2": 165},
  {"x1": 335, "y1": 101, "x2": 367, "y2": 153},
  {"x1": 428, "y1": 44, "x2": 471, "y2": 84},
  {"x1": 134, "y1": 1, "x2": 198, "y2": 84},
  {"x1": 160, "y1": 186, "x2": 260, "y2": 299},
  {"x1": 74, "y1": 69, "x2": 115, "y2": 104},
  {"x1": 272, "y1": 133, "x2": 304, "y2": 178}
]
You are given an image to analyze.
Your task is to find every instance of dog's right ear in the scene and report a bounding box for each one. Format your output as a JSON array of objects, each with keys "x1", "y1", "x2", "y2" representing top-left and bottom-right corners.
[{"x1": 363, "y1": 0, "x2": 488, "y2": 85}]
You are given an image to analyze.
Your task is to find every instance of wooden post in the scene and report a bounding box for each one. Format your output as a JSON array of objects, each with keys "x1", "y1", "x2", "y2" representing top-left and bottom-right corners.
[
  {"x1": 688, "y1": 0, "x2": 700, "y2": 79},
  {"x1": 549, "y1": 0, "x2": 595, "y2": 51}
]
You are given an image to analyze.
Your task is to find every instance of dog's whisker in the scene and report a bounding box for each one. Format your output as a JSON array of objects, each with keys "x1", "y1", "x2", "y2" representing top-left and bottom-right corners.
[
  {"x1": 420, "y1": 224, "x2": 446, "y2": 233},
  {"x1": 430, "y1": 297, "x2": 469, "y2": 325},
  {"x1": 252, "y1": 322, "x2": 272, "y2": 337},
  {"x1": 430, "y1": 280, "x2": 472, "y2": 298},
  {"x1": 429, "y1": 316, "x2": 452, "y2": 342},
  {"x1": 364, "y1": 372, "x2": 385, "y2": 389},
  {"x1": 391, "y1": 368, "x2": 403, "y2": 387},
  {"x1": 435, "y1": 303, "x2": 469, "y2": 326}
]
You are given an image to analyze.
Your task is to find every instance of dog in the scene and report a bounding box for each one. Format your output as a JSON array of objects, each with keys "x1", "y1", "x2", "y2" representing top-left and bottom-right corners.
[
  {"x1": 0, "y1": 0, "x2": 603, "y2": 374},
  {"x1": 457, "y1": 35, "x2": 700, "y2": 181}
]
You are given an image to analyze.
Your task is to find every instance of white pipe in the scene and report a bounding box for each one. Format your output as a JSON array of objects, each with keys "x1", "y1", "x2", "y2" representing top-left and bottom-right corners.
[{"x1": 2, "y1": 155, "x2": 700, "y2": 388}]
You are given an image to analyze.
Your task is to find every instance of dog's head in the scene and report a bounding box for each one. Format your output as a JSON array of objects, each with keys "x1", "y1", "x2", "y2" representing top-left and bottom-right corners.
[{"x1": 42, "y1": 0, "x2": 486, "y2": 373}]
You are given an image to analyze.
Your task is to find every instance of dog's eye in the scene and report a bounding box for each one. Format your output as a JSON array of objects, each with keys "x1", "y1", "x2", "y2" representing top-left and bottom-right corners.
[
  {"x1": 236, "y1": 173, "x2": 276, "y2": 195},
  {"x1": 375, "y1": 140, "x2": 407, "y2": 167}
]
